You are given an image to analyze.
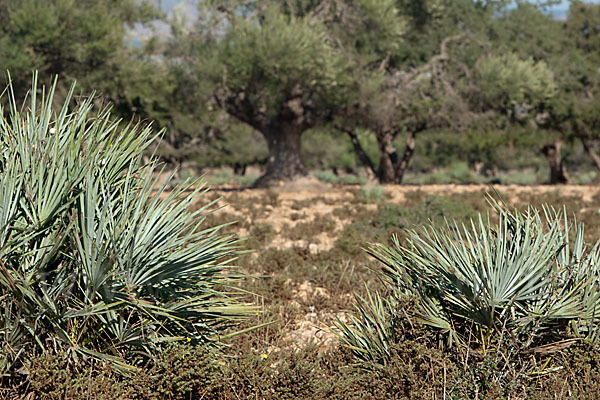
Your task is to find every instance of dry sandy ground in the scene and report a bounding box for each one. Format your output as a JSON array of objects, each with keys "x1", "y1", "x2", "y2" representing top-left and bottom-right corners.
[
  {"x1": 200, "y1": 179, "x2": 600, "y2": 352},
  {"x1": 228, "y1": 181, "x2": 600, "y2": 201},
  {"x1": 212, "y1": 179, "x2": 600, "y2": 249},
  {"x1": 214, "y1": 178, "x2": 600, "y2": 204}
]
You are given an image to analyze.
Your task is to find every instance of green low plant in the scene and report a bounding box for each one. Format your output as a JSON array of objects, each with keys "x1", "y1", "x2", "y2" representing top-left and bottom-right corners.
[
  {"x1": 357, "y1": 185, "x2": 385, "y2": 202},
  {"x1": 208, "y1": 169, "x2": 233, "y2": 185},
  {"x1": 313, "y1": 170, "x2": 367, "y2": 186},
  {"x1": 18, "y1": 336, "x2": 600, "y2": 399},
  {"x1": 416, "y1": 161, "x2": 485, "y2": 184},
  {"x1": 338, "y1": 197, "x2": 600, "y2": 365},
  {"x1": 0, "y1": 75, "x2": 255, "y2": 375}
]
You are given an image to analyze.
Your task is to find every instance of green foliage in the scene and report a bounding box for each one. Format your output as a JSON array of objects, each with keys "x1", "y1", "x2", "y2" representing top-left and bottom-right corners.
[
  {"x1": 492, "y1": 4, "x2": 566, "y2": 64},
  {"x1": 313, "y1": 171, "x2": 367, "y2": 185},
  {"x1": 15, "y1": 333, "x2": 600, "y2": 399},
  {"x1": 565, "y1": 1, "x2": 600, "y2": 63},
  {"x1": 339, "y1": 199, "x2": 600, "y2": 364},
  {"x1": 417, "y1": 161, "x2": 485, "y2": 184},
  {"x1": 218, "y1": 4, "x2": 350, "y2": 115},
  {"x1": 340, "y1": 0, "x2": 407, "y2": 62},
  {"x1": 477, "y1": 53, "x2": 558, "y2": 111},
  {"x1": 0, "y1": 77, "x2": 254, "y2": 375},
  {"x1": 0, "y1": 0, "x2": 164, "y2": 120}
]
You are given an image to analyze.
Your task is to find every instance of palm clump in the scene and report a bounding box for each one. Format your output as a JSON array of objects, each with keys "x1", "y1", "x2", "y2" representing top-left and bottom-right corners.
[
  {"x1": 0, "y1": 76, "x2": 254, "y2": 375},
  {"x1": 339, "y1": 198, "x2": 600, "y2": 365}
]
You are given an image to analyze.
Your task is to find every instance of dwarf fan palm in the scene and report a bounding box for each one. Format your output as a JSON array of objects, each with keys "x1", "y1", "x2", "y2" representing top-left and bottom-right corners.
[
  {"x1": 338, "y1": 198, "x2": 600, "y2": 364},
  {"x1": 0, "y1": 75, "x2": 255, "y2": 375}
]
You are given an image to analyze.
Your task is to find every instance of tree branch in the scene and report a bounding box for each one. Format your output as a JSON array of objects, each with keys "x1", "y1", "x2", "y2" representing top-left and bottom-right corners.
[
  {"x1": 342, "y1": 127, "x2": 377, "y2": 178},
  {"x1": 581, "y1": 136, "x2": 600, "y2": 171},
  {"x1": 394, "y1": 130, "x2": 417, "y2": 184},
  {"x1": 402, "y1": 33, "x2": 466, "y2": 84}
]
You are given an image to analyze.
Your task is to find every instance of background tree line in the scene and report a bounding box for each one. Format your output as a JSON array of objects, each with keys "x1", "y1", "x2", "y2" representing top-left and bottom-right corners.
[{"x1": 2, "y1": 0, "x2": 600, "y2": 187}]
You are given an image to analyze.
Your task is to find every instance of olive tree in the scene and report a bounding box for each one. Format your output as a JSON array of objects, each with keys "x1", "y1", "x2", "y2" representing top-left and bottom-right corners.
[{"x1": 208, "y1": 3, "x2": 352, "y2": 187}]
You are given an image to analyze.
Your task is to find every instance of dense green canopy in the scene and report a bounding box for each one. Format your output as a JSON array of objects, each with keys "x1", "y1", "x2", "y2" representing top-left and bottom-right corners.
[{"x1": 2, "y1": 0, "x2": 600, "y2": 185}]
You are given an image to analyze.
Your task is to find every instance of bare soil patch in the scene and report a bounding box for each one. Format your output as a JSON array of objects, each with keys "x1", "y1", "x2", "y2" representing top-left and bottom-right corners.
[{"x1": 201, "y1": 182, "x2": 600, "y2": 354}]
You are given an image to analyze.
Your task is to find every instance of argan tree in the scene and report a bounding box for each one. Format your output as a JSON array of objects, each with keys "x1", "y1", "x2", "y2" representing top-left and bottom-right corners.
[
  {"x1": 336, "y1": 0, "x2": 502, "y2": 184},
  {"x1": 560, "y1": 1, "x2": 600, "y2": 176},
  {"x1": 340, "y1": 1, "x2": 559, "y2": 184},
  {"x1": 331, "y1": 0, "x2": 451, "y2": 184},
  {"x1": 489, "y1": 2, "x2": 598, "y2": 184},
  {"x1": 477, "y1": 51, "x2": 560, "y2": 181},
  {"x1": 341, "y1": 34, "x2": 477, "y2": 184}
]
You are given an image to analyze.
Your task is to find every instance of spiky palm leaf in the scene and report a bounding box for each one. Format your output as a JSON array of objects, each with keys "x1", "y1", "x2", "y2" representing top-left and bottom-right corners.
[
  {"x1": 0, "y1": 74, "x2": 256, "y2": 375},
  {"x1": 338, "y1": 198, "x2": 600, "y2": 364}
]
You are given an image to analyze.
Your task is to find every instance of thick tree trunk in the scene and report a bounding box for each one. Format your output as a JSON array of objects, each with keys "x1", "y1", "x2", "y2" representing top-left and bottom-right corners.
[
  {"x1": 580, "y1": 137, "x2": 600, "y2": 171},
  {"x1": 541, "y1": 139, "x2": 571, "y2": 184},
  {"x1": 253, "y1": 124, "x2": 307, "y2": 188},
  {"x1": 377, "y1": 130, "x2": 397, "y2": 183},
  {"x1": 394, "y1": 131, "x2": 416, "y2": 184}
]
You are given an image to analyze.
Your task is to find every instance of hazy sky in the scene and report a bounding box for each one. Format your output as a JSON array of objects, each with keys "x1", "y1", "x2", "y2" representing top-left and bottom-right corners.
[
  {"x1": 153, "y1": 1, "x2": 600, "y2": 15},
  {"x1": 553, "y1": 0, "x2": 600, "y2": 6},
  {"x1": 135, "y1": 0, "x2": 600, "y2": 40}
]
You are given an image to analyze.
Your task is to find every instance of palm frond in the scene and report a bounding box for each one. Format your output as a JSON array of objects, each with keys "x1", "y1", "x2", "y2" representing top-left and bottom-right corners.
[
  {"x1": 340, "y1": 198, "x2": 600, "y2": 364},
  {"x1": 0, "y1": 75, "x2": 256, "y2": 375}
]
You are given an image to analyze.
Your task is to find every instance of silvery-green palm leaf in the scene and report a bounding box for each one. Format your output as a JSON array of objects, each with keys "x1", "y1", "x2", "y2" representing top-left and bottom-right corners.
[
  {"x1": 0, "y1": 74, "x2": 256, "y2": 374},
  {"x1": 339, "y1": 198, "x2": 600, "y2": 364}
]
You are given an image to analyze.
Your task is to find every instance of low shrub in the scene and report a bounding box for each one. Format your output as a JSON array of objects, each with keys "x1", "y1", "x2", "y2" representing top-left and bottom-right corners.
[
  {"x1": 9, "y1": 338, "x2": 600, "y2": 399},
  {"x1": 357, "y1": 185, "x2": 385, "y2": 202},
  {"x1": 334, "y1": 196, "x2": 478, "y2": 257},
  {"x1": 313, "y1": 170, "x2": 367, "y2": 185},
  {"x1": 287, "y1": 215, "x2": 336, "y2": 241},
  {"x1": 338, "y1": 196, "x2": 600, "y2": 391},
  {"x1": 313, "y1": 170, "x2": 339, "y2": 184}
]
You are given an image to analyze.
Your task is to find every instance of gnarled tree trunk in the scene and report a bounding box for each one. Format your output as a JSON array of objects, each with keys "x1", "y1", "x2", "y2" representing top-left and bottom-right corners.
[
  {"x1": 394, "y1": 130, "x2": 417, "y2": 184},
  {"x1": 345, "y1": 128, "x2": 418, "y2": 185},
  {"x1": 252, "y1": 123, "x2": 307, "y2": 187},
  {"x1": 376, "y1": 130, "x2": 397, "y2": 183},
  {"x1": 215, "y1": 89, "x2": 313, "y2": 188},
  {"x1": 541, "y1": 139, "x2": 571, "y2": 184}
]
